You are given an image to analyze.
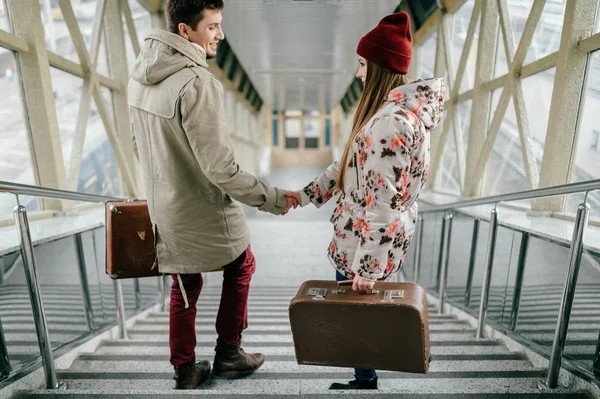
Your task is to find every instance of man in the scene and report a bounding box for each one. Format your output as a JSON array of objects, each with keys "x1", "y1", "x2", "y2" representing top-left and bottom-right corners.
[{"x1": 128, "y1": 0, "x2": 300, "y2": 390}]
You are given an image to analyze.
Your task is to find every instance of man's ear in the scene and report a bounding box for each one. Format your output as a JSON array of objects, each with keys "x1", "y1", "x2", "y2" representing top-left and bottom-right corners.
[{"x1": 178, "y1": 23, "x2": 189, "y2": 39}]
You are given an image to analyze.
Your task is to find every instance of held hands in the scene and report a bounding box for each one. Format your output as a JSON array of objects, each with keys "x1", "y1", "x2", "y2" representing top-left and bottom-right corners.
[
  {"x1": 281, "y1": 190, "x2": 301, "y2": 215},
  {"x1": 352, "y1": 275, "x2": 376, "y2": 292}
]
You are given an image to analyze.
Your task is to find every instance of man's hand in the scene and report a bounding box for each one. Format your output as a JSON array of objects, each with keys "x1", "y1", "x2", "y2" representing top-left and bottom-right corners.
[
  {"x1": 281, "y1": 190, "x2": 301, "y2": 215},
  {"x1": 352, "y1": 275, "x2": 375, "y2": 292}
]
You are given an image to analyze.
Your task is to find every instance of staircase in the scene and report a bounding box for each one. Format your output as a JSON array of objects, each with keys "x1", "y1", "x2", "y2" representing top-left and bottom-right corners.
[{"x1": 9, "y1": 286, "x2": 595, "y2": 398}]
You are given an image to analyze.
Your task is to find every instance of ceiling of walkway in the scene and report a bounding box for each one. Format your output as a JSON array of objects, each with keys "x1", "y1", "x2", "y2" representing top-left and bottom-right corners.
[{"x1": 219, "y1": 0, "x2": 400, "y2": 112}]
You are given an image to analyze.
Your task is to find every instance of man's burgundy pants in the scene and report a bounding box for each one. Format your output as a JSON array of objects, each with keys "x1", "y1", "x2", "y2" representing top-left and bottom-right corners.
[{"x1": 169, "y1": 246, "x2": 256, "y2": 371}]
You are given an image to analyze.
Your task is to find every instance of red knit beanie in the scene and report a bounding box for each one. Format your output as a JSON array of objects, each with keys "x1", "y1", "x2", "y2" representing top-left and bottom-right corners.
[{"x1": 356, "y1": 11, "x2": 412, "y2": 75}]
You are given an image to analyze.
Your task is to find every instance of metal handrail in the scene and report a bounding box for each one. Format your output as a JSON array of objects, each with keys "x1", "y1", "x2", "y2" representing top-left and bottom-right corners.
[
  {"x1": 412, "y1": 182, "x2": 597, "y2": 390},
  {"x1": 0, "y1": 181, "x2": 131, "y2": 389},
  {"x1": 0, "y1": 181, "x2": 124, "y2": 203},
  {"x1": 420, "y1": 179, "x2": 600, "y2": 213}
]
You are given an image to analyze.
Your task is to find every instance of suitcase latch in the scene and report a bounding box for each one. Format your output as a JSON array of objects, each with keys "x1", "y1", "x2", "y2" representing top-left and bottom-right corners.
[
  {"x1": 109, "y1": 205, "x2": 121, "y2": 214},
  {"x1": 307, "y1": 287, "x2": 327, "y2": 300},
  {"x1": 382, "y1": 289, "x2": 404, "y2": 302}
]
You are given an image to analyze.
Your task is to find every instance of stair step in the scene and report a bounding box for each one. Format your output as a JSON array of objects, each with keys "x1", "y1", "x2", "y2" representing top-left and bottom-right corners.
[
  {"x1": 123, "y1": 332, "x2": 482, "y2": 343},
  {"x1": 12, "y1": 376, "x2": 592, "y2": 397},
  {"x1": 126, "y1": 323, "x2": 472, "y2": 333},
  {"x1": 65, "y1": 359, "x2": 536, "y2": 373},
  {"x1": 94, "y1": 344, "x2": 513, "y2": 356},
  {"x1": 76, "y1": 352, "x2": 528, "y2": 362},
  {"x1": 99, "y1": 339, "x2": 505, "y2": 348}
]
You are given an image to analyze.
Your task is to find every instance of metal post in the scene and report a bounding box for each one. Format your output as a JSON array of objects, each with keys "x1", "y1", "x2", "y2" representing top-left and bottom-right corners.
[
  {"x1": 0, "y1": 318, "x2": 11, "y2": 380},
  {"x1": 113, "y1": 280, "x2": 128, "y2": 339},
  {"x1": 13, "y1": 205, "x2": 63, "y2": 389},
  {"x1": 413, "y1": 215, "x2": 424, "y2": 284},
  {"x1": 465, "y1": 218, "x2": 480, "y2": 306},
  {"x1": 542, "y1": 201, "x2": 590, "y2": 389},
  {"x1": 438, "y1": 212, "x2": 453, "y2": 314},
  {"x1": 476, "y1": 206, "x2": 499, "y2": 339},
  {"x1": 509, "y1": 232, "x2": 529, "y2": 331},
  {"x1": 134, "y1": 278, "x2": 141, "y2": 309},
  {"x1": 74, "y1": 233, "x2": 95, "y2": 330},
  {"x1": 436, "y1": 215, "x2": 447, "y2": 290}
]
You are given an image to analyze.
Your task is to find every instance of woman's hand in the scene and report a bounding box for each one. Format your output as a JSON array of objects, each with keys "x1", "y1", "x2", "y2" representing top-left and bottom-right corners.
[{"x1": 352, "y1": 275, "x2": 375, "y2": 292}]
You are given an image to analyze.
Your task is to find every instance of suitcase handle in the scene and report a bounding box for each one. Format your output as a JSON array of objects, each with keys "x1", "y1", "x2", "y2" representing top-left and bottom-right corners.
[{"x1": 334, "y1": 280, "x2": 379, "y2": 295}]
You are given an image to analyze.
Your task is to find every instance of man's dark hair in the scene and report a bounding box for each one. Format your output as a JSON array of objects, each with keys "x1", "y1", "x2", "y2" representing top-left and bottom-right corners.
[{"x1": 167, "y1": 0, "x2": 224, "y2": 35}]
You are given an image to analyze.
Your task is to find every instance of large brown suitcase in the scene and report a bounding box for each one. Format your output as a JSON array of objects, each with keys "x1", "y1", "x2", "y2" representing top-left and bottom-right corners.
[
  {"x1": 105, "y1": 200, "x2": 161, "y2": 279},
  {"x1": 289, "y1": 279, "x2": 430, "y2": 373}
]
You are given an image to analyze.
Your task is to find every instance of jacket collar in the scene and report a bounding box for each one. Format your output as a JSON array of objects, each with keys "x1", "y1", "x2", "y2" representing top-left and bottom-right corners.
[{"x1": 145, "y1": 29, "x2": 209, "y2": 68}]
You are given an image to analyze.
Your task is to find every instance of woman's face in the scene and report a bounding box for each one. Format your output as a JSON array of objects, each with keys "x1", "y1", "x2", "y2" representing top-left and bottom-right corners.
[{"x1": 356, "y1": 56, "x2": 367, "y2": 84}]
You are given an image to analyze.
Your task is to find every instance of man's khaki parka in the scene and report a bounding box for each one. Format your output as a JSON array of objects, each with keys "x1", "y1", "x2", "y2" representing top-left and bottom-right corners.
[{"x1": 128, "y1": 29, "x2": 287, "y2": 274}]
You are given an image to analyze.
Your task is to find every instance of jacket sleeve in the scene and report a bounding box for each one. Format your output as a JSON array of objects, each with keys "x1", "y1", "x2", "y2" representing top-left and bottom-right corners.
[
  {"x1": 350, "y1": 116, "x2": 418, "y2": 281},
  {"x1": 181, "y1": 76, "x2": 287, "y2": 215},
  {"x1": 300, "y1": 161, "x2": 339, "y2": 208}
]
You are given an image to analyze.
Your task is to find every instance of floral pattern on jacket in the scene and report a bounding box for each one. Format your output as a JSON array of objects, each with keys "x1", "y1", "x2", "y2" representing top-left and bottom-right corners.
[{"x1": 301, "y1": 78, "x2": 445, "y2": 281}]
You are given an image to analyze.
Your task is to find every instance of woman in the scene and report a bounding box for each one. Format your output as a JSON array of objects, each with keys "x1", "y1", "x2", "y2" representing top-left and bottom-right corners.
[{"x1": 292, "y1": 11, "x2": 445, "y2": 390}]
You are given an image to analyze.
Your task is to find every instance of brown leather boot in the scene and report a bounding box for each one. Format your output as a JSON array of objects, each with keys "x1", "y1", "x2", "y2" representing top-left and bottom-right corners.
[
  {"x1": 174, "y1": 360, "x2": 211, "y2": 389},
  {"x1": 212, "y1": 341, "x2": 265, "y2": 378}
]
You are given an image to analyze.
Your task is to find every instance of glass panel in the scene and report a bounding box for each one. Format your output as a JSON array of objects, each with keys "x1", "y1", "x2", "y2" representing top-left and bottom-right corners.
[
  {"x1": 483, "y1": 69, "x2": 551, "y2": 196},
  {"x1": 304, "y1": 119, "x2": 320, "y2": 149},
  {"x1": 285, "y1": 119, "x2": 301, "y2": 149},
  {"x1": 272, "y1": 118, "x2": 278, "y2": 146},
  {"x1": 0, "y1": 50, "x2": 34, "y2": 188},
  {"x1": 437, "y1": 117, "x2": 461, "y2": 194},
  {"x1": 452, "y1": 0, "x2": 479, "y2": 93},
  {"x1": 96, "y1": 31, "x2": 111, "y2": 78},
  {"x1": 420, "y1": 32, "x2": 437, "y2": 79},
  {"x1": 483, "y1": 93, "x2": 527, "y2": 196},
  {"x1": 570, "y1": 51, "x2": 600, "y2": 212},
  {"x1": 494, "y1": 1, "x2": 533, "y2": 78},
  {"x1": 414, "y1": 214, "x2": 443, "y2": 290},
  {"x1": 52, "y1": 67, "x2": 83, "y2": 169},
  {"x1": 524, "y1": 1, "x2": 565, "y2": 63},
  {"x1": 79, "y1": 88, "x2": 124, "y2": 197},
  {"x1": 42, "y1": 0, "x2": 108, "y2": 72},
  {"x1": 0, "y1": 1, "x2": 9, "y2": 32},
  {"x1": 124, "y1": 1, "x2": 152, "y2": 72}
]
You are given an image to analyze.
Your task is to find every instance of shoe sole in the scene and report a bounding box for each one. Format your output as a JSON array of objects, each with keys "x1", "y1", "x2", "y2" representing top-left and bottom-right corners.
[{"x1": 212, "y1": 358, "x2": 265, "y2": 379}]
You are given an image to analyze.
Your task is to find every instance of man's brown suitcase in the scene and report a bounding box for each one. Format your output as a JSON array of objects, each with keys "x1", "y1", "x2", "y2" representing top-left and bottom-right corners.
[
  {"x1": 289, "y1": 280, "x2": 430, "y2": 373},
  {"x1": 105, "y1": 200, "x2": 161, "y2": 279}
]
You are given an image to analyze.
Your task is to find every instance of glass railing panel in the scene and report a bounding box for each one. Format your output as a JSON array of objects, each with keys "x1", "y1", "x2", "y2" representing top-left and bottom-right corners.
[
  {"x1": 0, "y1": 193, "x2": 38, "y2": 379},
  {"x1": 562, "y1": 198, "x2": 600, "y2": 380},
  {"x1": 28, "y1": 205, "x2": 105, "y2": 354},
  {"x1": 411, "y1": 212, "x2": 444, "y2": 290},
  {"x1": 447, "y1": 214, "x2": 489, "y2": 309}
]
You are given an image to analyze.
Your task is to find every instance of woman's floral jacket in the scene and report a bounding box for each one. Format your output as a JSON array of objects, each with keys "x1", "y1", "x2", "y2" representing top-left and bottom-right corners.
[{"x1": 300, "y1": 78, "x2": 445, "y2": 281}]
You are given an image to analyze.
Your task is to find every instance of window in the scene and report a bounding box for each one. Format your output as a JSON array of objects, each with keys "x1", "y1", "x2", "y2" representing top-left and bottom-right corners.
[
  {"x1": 0, "y1": 49, "x2": 34, "y2": 186},
  {"x1": 79, "y1": 88, "x2": 123, "y2": 197},
  {"x1": 124, "y1": 0, "x2": 152, "y2": 72},
  {"x1": 0, "y1": 1, "x2": 9, "y2": 32},
  {"x1": 42, "y1": 0, "x2": 110, "y2": 76},
  {"x1": 420, "y1": 32, "x2": 437, "y2": 79},
  {"x1": 570, "y1": 51, "x2": 600, "y2": 211},
  {"x1": 325, "y1": 118, "x2": 331, "y2": 147},
  {"x1": 304, "y1": 119, "x2": 321, "y2": 149},
  {"x1": 284, "y1": 119, "x2": 301, "y2": 149},
  {"x1": 452, "y1": 0, "x2": 479, "y2": 93}
]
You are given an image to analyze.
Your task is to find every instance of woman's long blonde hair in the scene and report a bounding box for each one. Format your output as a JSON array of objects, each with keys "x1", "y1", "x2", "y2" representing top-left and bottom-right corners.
[{"x1": 336, "y1": 61, "x2": 410, "y2": 190}]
